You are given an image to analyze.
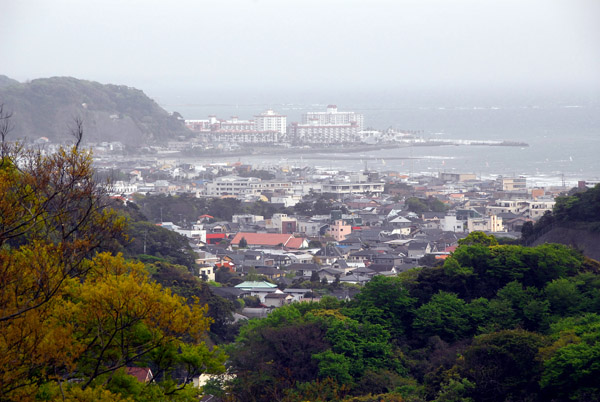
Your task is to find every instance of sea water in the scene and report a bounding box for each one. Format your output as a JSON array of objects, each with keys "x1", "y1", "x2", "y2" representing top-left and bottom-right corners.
[{"x1": 149, "y1": 88, "x2": 600, "y2": 187}]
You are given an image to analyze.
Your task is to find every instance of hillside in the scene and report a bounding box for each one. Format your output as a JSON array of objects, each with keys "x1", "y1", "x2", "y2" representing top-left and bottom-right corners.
[
  {"x1": 0, "y1": 76, "x2": 190, "y2": 145},
  {"x1": 222, "y1": 232, "x2": 600, "y2": 401},
  {"x1": 524, "y1": 184, "x2": 600, "y2": 259},
  {"x1": 0, "y1": 75, "x2": 19, "y2": 89},
  {"x1": 533, "y1": 227, "x2": 600, "y2": 261}
]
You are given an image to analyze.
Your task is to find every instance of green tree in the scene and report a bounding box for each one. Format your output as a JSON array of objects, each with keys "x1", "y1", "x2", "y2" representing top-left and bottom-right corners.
[
  {"x1": 459, "y1": 330, "x2": 546, "y2": 402},
  {"x1": 458, "y1": 231, "x2": 499, "y2": 247},
  {"x1": 0, "y1": 131, "x2": 223, "y2": 401},
  {"x1": 349, "y1": 275, "x2": 416, "y2": 339},
  {"x1": 413, "y1": 291, "x2": 471, "y2": 342},
  {"x1": 539, "y1": 314, "x2": 600, "y2": 401}
]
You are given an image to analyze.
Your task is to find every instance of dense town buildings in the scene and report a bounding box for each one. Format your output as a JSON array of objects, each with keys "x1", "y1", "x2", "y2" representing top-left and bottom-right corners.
[{"x1": 88, "y1": 103, "x2": 592, "y2": 307}]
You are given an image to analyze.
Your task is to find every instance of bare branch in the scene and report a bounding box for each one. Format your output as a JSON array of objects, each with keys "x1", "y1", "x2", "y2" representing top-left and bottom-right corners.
[
  {"x1": 71, "y1": 117, "x2": 84, "y2": 150},
  {"x1": 0, "y1": 104, "x2": 14, "y2": 160}
]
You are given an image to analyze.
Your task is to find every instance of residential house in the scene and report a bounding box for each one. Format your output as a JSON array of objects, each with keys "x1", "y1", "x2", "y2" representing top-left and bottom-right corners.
[
  {"x1": 199, "y1": 265, "x2": 215, "y2": 281},
  {"x1": 126, "y1": 367, "x2": 153, "y2": 383},
  {"x1": 264, "y1": 293, "x2": 294, "y2": 308},
  {"x1": 407, "y1": 242, "x2": 436, "y2": 261},
  {"x1": 283, "y1": 288, "x2": 311, "y2": 302},
  {"x1": 231, "y1": 232, "x2": 308, "y2": 249},
  {"x1": 327, "y1": 219, "x2": 352, "y2": 241},
  {"x1": 287, "y1": 263, "x2": 320, "y2": 278}
]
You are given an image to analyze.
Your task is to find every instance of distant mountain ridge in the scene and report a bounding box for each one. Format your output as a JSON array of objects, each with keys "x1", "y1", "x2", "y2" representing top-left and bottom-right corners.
[{"x1": 0, "y1": 75, "x2": 190, "y2": 146}]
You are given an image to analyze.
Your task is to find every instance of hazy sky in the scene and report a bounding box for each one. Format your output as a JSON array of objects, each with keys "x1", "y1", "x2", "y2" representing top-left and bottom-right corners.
[{"x1": 1, "y1": 0, "x2": 599, "y2": 93}]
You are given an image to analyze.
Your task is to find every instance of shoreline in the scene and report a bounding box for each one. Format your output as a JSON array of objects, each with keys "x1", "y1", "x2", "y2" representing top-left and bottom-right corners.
[{"x1": 185, "y1": 140, "x2": 529, "y2": 159}]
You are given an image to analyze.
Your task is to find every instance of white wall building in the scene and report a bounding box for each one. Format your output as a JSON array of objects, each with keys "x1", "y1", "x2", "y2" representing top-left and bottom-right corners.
[
  {"x1": 110, "y1": 181, "x2": 138, "y2": 195},
  {"x1": 486, "y1": 199, "x2": 555, "y2": 220},
  {"x1": 205, "y1": 176, "x2": 262, "y2": 197},
  {"x1": 255, "y1": 109, "x2": 287, "y2": 135},
  {"x1": 205, "y1": 176, "x2": 293, "y2": 197},
  {"x1": 441, "y1": 215, "x2": 465, "y2": 233},
  {"x1": 321, "y1": 181, "x2": 384, "y2": 196},
  {"x1": 289, "y1": 121, "x2": 360, "y2": 144},
  {"x1": 302, "y1": 105, "x2": 364, "y2": 130}
]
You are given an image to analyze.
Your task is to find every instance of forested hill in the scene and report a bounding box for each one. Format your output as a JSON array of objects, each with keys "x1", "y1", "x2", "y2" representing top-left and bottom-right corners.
[
  {"x1": 224, "y1": 232, "x2": 600, "y2": 401},
  {"x1": 0, "y1": 75, "x2": 190, "y2": 145}
]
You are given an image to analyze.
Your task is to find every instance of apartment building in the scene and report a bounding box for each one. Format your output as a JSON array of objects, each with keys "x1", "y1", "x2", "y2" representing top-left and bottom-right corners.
[
  {"x1": 255, "y1": 109, "x2": 287, "y2": 135},
  {"x1": 321, "y1": 181, "x2": 385, "y2": 196},
  {"x1": 498, "y1": 176, "x2": 527, "y2": 191},
  {"x1": 302, "y1": 105, "x2": 364, "y2": 131},
  {"x1": 185, "y1": 110, "x2": 286, "y2": 143},
  {"x1": 289, "y1": 121, "x2": 360, "y2": 144},
  {"x1": 205, "y1": 176, "x2": 293, "y2": 197}
]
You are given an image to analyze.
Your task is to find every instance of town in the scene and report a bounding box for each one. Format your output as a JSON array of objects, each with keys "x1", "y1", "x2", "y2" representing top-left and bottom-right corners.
[
  {"x1": 92, "y1": 145, "x2": 598, "y2": 321},
  {"x1": 56, "y1": 104, "x2": 594, "y2": 320}
]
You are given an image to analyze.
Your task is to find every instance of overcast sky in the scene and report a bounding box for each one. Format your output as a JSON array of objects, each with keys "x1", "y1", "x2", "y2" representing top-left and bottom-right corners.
[{"x1": 1, "y1": 0, "x2": 599, "y2": 93}]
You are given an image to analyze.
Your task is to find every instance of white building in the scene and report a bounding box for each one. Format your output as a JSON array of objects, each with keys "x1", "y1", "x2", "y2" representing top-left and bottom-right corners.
[
  {"x1": 321, "y1": 181, "x2": 384, "y2": 196},
  {"x1": 486, "y1": 199, "x2": 555, "y2": 220},
  {"x1": 205, "y1": 176, "x2": 262, "y2": 197},
  {"x1": 289, "y1": 121, "x2": 360, "y2": 144},
  {"x1": 210, "y1": 130, "x2": 280, "y2": 144},
  {"x1": 255, "y1": 109, "x2": 287, "y2": 135},
  {"x1": 441, "y1": 215, "x2": 465, "y2": 233},
  {"x1": 220, "y1": 116, "x2": 255, "y2": 131},
  {"x1": 110, "y1": 181, "x2": 138, "y2": 195},
  {"x1": 297, "y1": 220, "x2": 326, "y2": 237},
  {"x1": 232, "y1": 214, "x2": 265, "y2": 225},
  {"x1": 466, "y1": 214, "x2": 505, "y2": 233},
  {"x1": 497, "y1": 176, "x2": 527, "y2": 191},
  {"x1": 205, "y1": 176, "x2": 293, "y2": 197},
  {"x1": 303, "y1": 105, "x2": 364, "y2": 130},
  {"x1": 186, "y1": 110, "x2": 286, "y2": 143},
  {"x1": 199, "y1": 266, "x2": 215, "y2": 282}
]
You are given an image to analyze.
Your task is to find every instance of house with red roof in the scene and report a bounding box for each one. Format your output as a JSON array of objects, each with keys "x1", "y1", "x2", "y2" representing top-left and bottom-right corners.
[
  {"x1": 231, "y1": 232, "x2": 308, "y2": 249},
  {"x1": 126, "y1": 367, "x2": 153, "y2": 383}
]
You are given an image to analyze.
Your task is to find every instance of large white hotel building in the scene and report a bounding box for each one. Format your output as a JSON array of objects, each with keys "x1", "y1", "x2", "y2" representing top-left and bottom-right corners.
[
  {"x1": 290, "y1": 105, "x2": 364, "y2": 144},
  {"x1": 185, "y1": 109, "x2": 286, "y2": 144}
]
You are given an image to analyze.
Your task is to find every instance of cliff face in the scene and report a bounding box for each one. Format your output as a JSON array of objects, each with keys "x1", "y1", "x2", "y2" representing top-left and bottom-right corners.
[
  {"x1": 0, "y1": 76, "x2": 190, "y2": 146},
  {"x1": 533, "y1": 227, "x2": 600, "y2": 261}
]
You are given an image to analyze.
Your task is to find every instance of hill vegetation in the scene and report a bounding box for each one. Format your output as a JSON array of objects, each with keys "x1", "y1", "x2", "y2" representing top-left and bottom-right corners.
[
  {"x1": 0, "y1": 134, "x2": 224, "y2": 401},
  {"x1": 0, "y1": 76, "x2": 190, "y2": 145},
  {"x1": 220, "y1": 232, "x2": 600, "y2": 401}
]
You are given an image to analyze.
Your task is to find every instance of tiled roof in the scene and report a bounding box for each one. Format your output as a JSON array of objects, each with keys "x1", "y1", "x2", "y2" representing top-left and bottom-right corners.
[
  {"x1": 126, "y1": 367, "x2": 153, "y2": 383},
  {"x1": 231, "y1": 232, "x2": 305, "y2": 249},
  {"x1": 234, "y1": 281, "x2": 277, "y2": 289}
]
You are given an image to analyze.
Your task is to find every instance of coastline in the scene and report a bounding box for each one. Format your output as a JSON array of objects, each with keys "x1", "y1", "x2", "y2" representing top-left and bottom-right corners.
[{"x1": 184, "y1": 139, "x2": 528, "y2": 159}]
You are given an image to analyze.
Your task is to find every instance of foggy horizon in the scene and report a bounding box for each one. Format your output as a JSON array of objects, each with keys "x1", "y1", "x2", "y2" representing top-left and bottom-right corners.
[{"x1": 2, "y1": 0, "x2": 599, "y2": 96}]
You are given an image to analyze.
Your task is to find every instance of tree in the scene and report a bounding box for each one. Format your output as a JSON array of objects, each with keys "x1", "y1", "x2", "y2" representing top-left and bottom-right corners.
[
  {"x1": 0, "y1": 135, "x2": 124, "y2": 398},
  {"x1": 458, "y1": 231, "x2": 498, "y2": 247},
  {"x1": 0, "y1": 126, "x2": 222, "y2": 400},
  {"x1": 459, "y1": 329, "x2": 546, "y2": 402},
  {"x1": 238, "y1": 236, "x2": 248, "y2": 248},
  {"x1": 413, "y1": 291, "x2": 471, "y2": 342},
  {"x1": 350, "y1": 275, "x2": 415, "y2": 339},
  {"x1": 539, "y1": 314, "x2": 600, "y2": 401}
]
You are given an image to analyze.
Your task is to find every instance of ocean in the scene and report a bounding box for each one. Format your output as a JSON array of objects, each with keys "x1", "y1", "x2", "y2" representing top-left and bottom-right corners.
[{"x1": 148, "y1": 88, "x2": 600, "y2": 187}]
